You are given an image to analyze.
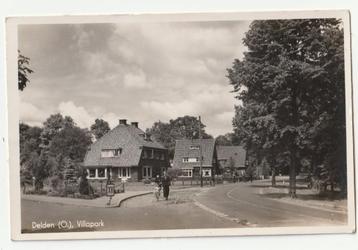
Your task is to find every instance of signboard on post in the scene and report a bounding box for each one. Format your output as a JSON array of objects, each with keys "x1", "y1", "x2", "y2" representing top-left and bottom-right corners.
[
  {"x1": 106, "y1": 183, "x2": 115, "y2": 197},
  {"x1": 106, "y1": 182, "x2": 115, "y2": 206}
]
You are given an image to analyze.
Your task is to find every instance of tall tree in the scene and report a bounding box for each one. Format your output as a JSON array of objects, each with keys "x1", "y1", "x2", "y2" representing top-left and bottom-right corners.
[
  {"x1": 48, "y1": 126, "x2": 92, "y2": 181},
  {"x1": 19, "y1": 123, "x2": 43, "y2": 191},
  {"x1": 20, "y1": 124, "x2": 42, "y2": 164},
  {"x1": 40, "y1": 113, "x2": 75, "y2": 150},
  {"x1": 18, "y1": 51, "x2": 33, "y2": 91},
  {"x1": 90, "y1": 119, "x2": 110, "y2": 140},
  {"x1": 49, "y1": 126, "x2": 92, "y2": 163},
  {"x1": 215, "y1": 133, "x2": 234, "y2": 146},
  {"x1": 228, "y1": 19, "x2": 345, "y2": 197}
]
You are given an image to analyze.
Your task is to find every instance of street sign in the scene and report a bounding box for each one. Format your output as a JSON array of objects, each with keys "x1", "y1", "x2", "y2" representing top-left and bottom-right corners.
[{"x1": 106, "y1": 183, "x2": 115, "y2": 197}]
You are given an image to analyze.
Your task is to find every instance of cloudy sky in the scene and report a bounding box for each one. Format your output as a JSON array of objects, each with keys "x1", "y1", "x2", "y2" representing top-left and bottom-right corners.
[{"x1": 18, "y1": 21, "x2": 250, "y2": 136}]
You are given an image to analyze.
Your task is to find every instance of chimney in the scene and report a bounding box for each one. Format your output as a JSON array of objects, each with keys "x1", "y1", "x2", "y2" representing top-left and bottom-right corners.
[
  {"x1": 119, "y1": 119, "x2": 127, "y2": 125},
  {"x1": 131, "y1": 122, "x2": 139, "y2": 128}
]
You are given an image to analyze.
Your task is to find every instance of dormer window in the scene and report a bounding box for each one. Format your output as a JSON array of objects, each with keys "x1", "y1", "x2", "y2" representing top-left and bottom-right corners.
[
  {"x1": 101, "y1": 148, "x2": 122, "y2": 158},
  {"x1": 183, "y1": 157, "x2": 199, "y2": 163}
]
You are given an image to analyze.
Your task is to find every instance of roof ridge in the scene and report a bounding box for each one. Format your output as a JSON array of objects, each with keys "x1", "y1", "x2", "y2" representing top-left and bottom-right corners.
[
  {"x1": 89, "y1": 124, "x2": 121, "y2": 147},
  {"x1": 126, "y1": 125, "x2": 165, "y2": 149},
  {"x1": 125, "y1": 125, "x2": 146, "y2": 147}
]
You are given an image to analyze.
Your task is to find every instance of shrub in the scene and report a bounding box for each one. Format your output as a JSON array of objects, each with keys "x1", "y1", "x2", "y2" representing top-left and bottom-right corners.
[
  {"x1": 49, "y1": 175, "x2": 63, "y2": 190},
  {"x1": 79, "y1": 170, "x2": 92, "y2": 195}
]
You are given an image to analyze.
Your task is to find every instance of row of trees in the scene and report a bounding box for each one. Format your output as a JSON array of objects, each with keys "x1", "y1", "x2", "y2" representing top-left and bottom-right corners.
[
  {"x1": 20, "y1": 115, "x2": 113, "y2": 192},
  {"x1": 20, "y1": 114, "x2": 92, "y2": 191},
  {"x1": 228, "y1": 19, "x2": 346, "y2": 197}
]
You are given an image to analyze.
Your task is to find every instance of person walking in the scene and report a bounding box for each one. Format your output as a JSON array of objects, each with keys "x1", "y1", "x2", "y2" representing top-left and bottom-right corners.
[
  {"x1": 162, "y1": 172, "x2": 171, "y2": 200},
  {"x1": 153, "y1": 174, "x2": 162, "y2": 201}
]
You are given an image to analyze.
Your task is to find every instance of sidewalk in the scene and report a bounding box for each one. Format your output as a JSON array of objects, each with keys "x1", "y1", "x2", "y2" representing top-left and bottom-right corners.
[
  {"x1": 251, "y1": 180, "x2": 347, "y2": 214},
  {"x1": 22, "y1": 191, "x2": 151, "y2": 208}
]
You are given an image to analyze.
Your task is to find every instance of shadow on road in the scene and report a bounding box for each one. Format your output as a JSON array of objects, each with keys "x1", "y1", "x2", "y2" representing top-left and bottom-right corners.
[
  {"x1": 260, "y1": 191, "x2": 346, "y2": 201},
  {"x1": 249, "y1": 184, "x2": 309, "y2": 190}
]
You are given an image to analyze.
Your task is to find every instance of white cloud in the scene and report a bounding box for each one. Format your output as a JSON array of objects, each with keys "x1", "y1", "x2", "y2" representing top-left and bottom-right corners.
[
  {"x1": 141, "y1": 100, "x2": 194, "y2": 119},
  {"x1": 19, "y1": 101, "x2": 49, "y2": 127},
  {"x1": 102, "y1": 112, "x2": 120, "y2": 128},
  {"x1": 58, "y1": 101, "x2": 122, "y2": 130},
  {"x1": 19, "y1": 21, "x2": 251, "y2": 136},
  {"x1": 215, "y1": 111, "x2": 235, "y2": 122},
  {"x1": 123, "y1": 70, "x2": 150, "y2": 88},
  {"x1": 58, "y1": 101, "x2": 94, "y2": 128}
]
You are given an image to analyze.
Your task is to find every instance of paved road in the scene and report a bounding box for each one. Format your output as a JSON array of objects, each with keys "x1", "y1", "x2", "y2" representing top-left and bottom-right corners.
[
  {"x1": 194, "y1": 183, "x2": 347, "y2": 227},
  {"x1": 21, "y1": 188, "x2": 241, "y2": 233}
]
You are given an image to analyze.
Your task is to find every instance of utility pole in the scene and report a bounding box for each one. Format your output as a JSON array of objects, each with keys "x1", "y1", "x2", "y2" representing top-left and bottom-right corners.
[{"x1": 199, "y1": 116, "x2": 203, "y2": 187}]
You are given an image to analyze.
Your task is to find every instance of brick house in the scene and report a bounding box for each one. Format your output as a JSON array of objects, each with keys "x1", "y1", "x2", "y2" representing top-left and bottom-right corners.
[
  {"x1": 216, "y1": 146, "x2": 247, "y2": 176},
  {"x1": 172, "y1": 138, "x2": 219, "y2": 178},
  {"x1": 83, "y1": 119, "x2": 169, "y2": 183}
]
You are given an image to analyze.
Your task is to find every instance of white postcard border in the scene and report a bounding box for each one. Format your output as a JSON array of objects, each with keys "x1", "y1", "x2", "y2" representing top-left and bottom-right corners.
[{"x1": 6, "y1": 10, "x2": 355, "y2": 241}]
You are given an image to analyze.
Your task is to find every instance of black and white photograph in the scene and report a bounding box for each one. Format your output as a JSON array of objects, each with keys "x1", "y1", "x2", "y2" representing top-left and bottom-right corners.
[{"x1": 6, "y1": 11, "x2": 355, "y2": 240}]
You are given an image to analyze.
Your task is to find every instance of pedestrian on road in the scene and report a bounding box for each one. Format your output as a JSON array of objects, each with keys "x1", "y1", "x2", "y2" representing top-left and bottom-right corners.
[
  {"x1": 154, "y1": 174, "x2": 162, "y2": 186},
  {"x1": 153, "y1": 183, "x2": 161, "y2": 201},
  {"x1": 153, "y1": 175, "x2": 162, "y2": 201},
  {"x1": 233, "y1": 173, "x2": 237, "y2": 183},
  {"x1": 162, "y1": 172, "x2": 171, "y2": 200}
]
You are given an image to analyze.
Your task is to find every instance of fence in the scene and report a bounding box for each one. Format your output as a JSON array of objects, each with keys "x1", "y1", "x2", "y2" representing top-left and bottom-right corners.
[
  {"x1": 175, "y1": 176, "x2": 218, "y2": 186},
  {"x1": 89, "y1": 180, "x2": 125, "y2": 196}
]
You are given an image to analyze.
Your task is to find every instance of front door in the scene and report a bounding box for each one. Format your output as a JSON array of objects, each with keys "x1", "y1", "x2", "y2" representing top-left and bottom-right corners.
[{"x1": 143, "y1": 166, "x2": 152, "y2": 179}]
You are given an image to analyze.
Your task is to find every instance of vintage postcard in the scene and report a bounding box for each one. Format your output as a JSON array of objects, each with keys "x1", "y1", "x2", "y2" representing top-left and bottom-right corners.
[{"x1": 6, "y1": 11, "x2": 355, "y2": 240}]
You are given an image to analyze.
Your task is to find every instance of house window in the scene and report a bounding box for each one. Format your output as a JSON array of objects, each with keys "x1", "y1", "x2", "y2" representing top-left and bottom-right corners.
[
  {"x1": 88, "y1": 169, "x2": 96, "y2": 178},
  {"x1": 202, "y1": 169, "x2": 211, "y2": 177},
  {"x1": 143, "y1": 150, "x2": 148, "y2": 159},
  {"x1": 154, "y1": 151, "x2": 160, "y2": 160},
  {"x1": 117, "y1": 167, "x2": 131, "y2": 178},
  {"x1": 101, "y1": 149, "x2": 121, "y2": 158},
  {"x1": 114, "y1": 149, "x2": 122, "y2": 156},
  {"x1": 98, "y1": 168, "x2": 106, "y2": 178},
  {"x1": 190, "y1": 145, "x2": 200, "y2": 150},
  {"x1": 189, "y1": 157, "x2": 199, "y2": 163},
  {"x1": 143, "y1": 166, "x2": 152, "y2": 178},
  {"x1": 183, "y1": 157, "x2": 200, "y2": 163},
  {"x1": 144, "y1": 149, "x2": 153, "y2": 159},
  {"x1": 180, "y1": 169, "x2": 192, "y2": 177}
]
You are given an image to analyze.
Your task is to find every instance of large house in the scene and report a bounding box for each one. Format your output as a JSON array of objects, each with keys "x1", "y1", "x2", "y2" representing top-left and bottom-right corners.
[
  {"x1": 172, "y1": 138, "x2": 219, "y2": 178},
  {"x1": 83, "y1": 119, "x2": 169, "y2": 182},
  {"x1": 216, "y1": 145, "x2": 247, "y2": 176}
]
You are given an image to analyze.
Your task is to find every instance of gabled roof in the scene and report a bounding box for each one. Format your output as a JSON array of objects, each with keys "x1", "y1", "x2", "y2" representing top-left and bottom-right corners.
[
  {"x1": 83, "y1": 124, "x2": 165, "y2": 167},
  {"x1": 216, "y1": 146, "x2": 246, "y2": 168},
  {"x1": 172, "y1": 138, "x2": 216, "y2": 169}
]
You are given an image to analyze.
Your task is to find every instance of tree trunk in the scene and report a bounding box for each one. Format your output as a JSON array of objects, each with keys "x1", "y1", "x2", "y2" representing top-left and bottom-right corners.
[
  {"x1": 289, "y1": 152, "x2": 297, "y2": 198},
  {"x1": 271, "y1": 168, "x2": 276, "y2": 187},
  {"x1": 289, "y1": 85, "x2": 299, "y2": 199}
]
